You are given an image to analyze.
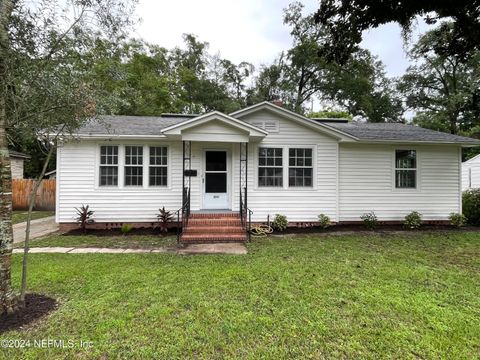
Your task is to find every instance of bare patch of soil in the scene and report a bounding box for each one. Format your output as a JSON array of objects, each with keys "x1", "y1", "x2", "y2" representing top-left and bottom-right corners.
[{"x1": 0, "y1": 294, "x2": 58, "y2": 334}]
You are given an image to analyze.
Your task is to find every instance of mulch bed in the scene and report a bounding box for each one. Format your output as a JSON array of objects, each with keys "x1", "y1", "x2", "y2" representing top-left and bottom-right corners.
[
  {"x1": 65, "y1": 227, "x2": 176, "y2": 237},
  {"x1": 0, "y1": 294, "x2": 58, "y2": 334}
]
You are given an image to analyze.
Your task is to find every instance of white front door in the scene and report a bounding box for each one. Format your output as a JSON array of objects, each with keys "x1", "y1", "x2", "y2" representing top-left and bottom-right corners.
[{"x1": 203, "y1": 150, "x2": 229, "y2": 209}]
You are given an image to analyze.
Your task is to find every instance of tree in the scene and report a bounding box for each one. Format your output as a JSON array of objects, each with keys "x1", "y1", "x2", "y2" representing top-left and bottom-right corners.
[
  {"x1": 398, "y1": 23, "x2": 480, "y2": 134},
  {"x1": 307, "y1": 110, "x2": 352, "y2": 120},
  {"x1": 314, "y1": 0, "x2": 480, "y2": 64},
  {"x1": 249, "y1": 2, "x2": 403, "y2": 121},
  {"x1": 0, "y1": 0, "x2": 136, "y2": 315}
]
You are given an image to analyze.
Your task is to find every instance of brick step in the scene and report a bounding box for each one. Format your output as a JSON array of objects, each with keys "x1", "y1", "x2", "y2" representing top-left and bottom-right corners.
[
  {"x1": 184, "y1": 226, "x2": 244, "y2": 234},
  {"x1": 189, "y1": 213, "x2": 240, "y2": 219},
  {"x1": 181, "y1": 233, "x2": 247, "y2": 243},
  {"x1": 188, "y1": 219, "x2": 242, "y2": 226}
]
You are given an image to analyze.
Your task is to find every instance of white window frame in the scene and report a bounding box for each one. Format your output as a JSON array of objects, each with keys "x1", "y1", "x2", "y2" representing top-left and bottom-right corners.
[
  {"x1": 288, "y1": 147, "x2": 314, "y2": 187},
  {"x1": 124, "y1": 145, "x2": 144, "y2": 187},
  {"x1": 148, "y1": 146, "x2": 168, "y2": 187},
  {"x1": 255, "y1": 145, "x2": 316, "y2": 190},
  {"x1": 393, "y1": 148, "x2": 418, "y2": 190},
  {"x1": 99, "y1": 145, "x2": 119, "y2": 187},
  {"x1": 258, "y1": 147, "x2": 284, "y2": 187}
]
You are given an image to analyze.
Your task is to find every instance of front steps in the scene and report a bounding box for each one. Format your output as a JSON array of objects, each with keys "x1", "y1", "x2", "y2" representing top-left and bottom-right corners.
[{"x1": 181, "y1": 212, "x2": 247, "y2": 244}]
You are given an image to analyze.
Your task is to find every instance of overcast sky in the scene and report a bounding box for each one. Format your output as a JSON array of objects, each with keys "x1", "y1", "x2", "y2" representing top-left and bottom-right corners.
[{"x1": 134, "y1": 0, "x2": 430, "y2": 78}]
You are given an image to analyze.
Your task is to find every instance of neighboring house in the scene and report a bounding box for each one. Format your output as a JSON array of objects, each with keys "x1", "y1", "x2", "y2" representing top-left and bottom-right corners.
[
  {"x1": 9, "y1": 150, "x2": 30, "y2": 179},
  {"x1": 461, "y1": 154, "x2": 480, "y2": 190},
  {"x1": 55, "y1": 102, "x2": 480, "y2": 242}
]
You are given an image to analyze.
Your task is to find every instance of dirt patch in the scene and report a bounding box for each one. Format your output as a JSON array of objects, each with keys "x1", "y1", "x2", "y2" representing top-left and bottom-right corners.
[{"x1": 0, "y1": 294, "x2": 58, "y2": 334}]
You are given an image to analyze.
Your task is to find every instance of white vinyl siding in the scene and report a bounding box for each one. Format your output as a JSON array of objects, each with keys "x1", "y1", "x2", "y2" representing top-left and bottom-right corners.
[
  {"x1": 57, "y1": 140, "x2": 181, "y2": 223},
  {"x1": 339, "y1": 144, "x2": 461, "y2": 221},
  {"x1": 240, "y1": 109, "x2": 338, "y2": 222}
]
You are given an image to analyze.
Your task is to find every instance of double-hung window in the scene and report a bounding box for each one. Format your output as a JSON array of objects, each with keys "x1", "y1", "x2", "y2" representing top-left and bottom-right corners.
[
  {"x1": 288, "y1": 148, "x2": 313, "y2": 187},
  {"x1": 99, "y1": 145, "x2": 118, "y2": 186},
  {"x1": 125, "y1": 146, "x2": 143, "y2": 186},
  {"x1": 258, "y1": 147, "x2": 283, "y2": 187},
  {"x1": 395, "y1": 150, "x2": 416, "y2": 188},
  {"x1": 149, "y1": 147, "x2": 168, "y2": 186}
]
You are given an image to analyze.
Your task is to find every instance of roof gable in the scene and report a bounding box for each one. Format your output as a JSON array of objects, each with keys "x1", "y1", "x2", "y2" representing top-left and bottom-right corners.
[
  {"x1": 161, "y1": 111, "x2": 267, "y2": 138},
  {"x1": 230, "y1": 101, "x2": 357, "y2": 141}
]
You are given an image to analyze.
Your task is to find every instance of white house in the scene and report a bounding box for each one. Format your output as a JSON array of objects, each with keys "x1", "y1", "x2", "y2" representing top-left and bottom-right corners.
[
  {"x1": 55, "y1": 102, "x2": 480, "y2": 242},
  {"x1": 462, "y1": 154, "x2": 480, "y2": 190}
]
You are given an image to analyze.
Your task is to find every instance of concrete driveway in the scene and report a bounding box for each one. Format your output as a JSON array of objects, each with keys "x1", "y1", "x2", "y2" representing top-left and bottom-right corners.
[{"x1": 13, "y1": 216, "x2": 58, "y2": 244}]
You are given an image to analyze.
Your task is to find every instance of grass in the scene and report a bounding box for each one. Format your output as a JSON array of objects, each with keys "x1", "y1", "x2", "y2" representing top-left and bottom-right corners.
[
  {"x1": 13, "y1": 233, "x2": 177, "y2": 249},
  {"x1": 12, "y1": 211, "x2": 54, "y2": 225},
  {"x1": 2, "y1": 231, "x2": 480, "y2": 359}
]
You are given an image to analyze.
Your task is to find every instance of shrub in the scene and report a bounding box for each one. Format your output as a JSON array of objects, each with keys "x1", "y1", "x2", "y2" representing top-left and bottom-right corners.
[
  {"x1": 74, "y1": 205, "x2": 94, "y2": 234},
  {"x1": 318, "y1": 214, "x2": 331, "y2": 229},
  {"x1": 157, "y1": 207, "x2": 173, "y2": 234},
  {"x1": 462, "y1": 189, "x2": 480, "y2": 225},
  {"x1": 121, "y1": 223, "x2": 133, "y2": 234},
  {"x1": 449, "y1": 212, "x2": 466, "y2": 228},
  {"x1": 272, "y1": 214, "x2": 288, "y2": 232},
  {"x1": 404, "y1": 211, "x2": 422, "y2": 229},
  {"x1": 360, "y1": 211, "x2": 378, "y2": 230}
]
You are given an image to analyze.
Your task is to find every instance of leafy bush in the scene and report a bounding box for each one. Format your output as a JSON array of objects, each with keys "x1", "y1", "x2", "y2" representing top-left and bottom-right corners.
[
  {"x1": 463, "y1": 189, "x2": 480, "y2": 225},
  {"x1": 449, "y1": 212, "x2": 466, "y2": 228},
  {"x1": 318, "y1": 214, "x2": 331, "y2": 229},
  {"x1": 157, "y1": 207, "x2": 173, "y2": 234},
  {"x1": 121, "y1": 223, "x2": 133, "y2": 234},
  {"x1": 74, "y1": 205, "x2": 94, "y2": 233},
  {"x1": 404, "y1": 211, "x2": 422, "y2": 229},
  {"x1": 360, "y1": 211, "x2": 378, "y2": 230},
  {"x1": 272, "y1": 214, "x2": 288, "y2": 232}
]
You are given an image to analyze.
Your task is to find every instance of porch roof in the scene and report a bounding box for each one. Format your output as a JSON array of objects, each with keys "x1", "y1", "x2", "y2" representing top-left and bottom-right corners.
[{"x1": 161, "y1": 111, "x2": 268, "y2": 142}]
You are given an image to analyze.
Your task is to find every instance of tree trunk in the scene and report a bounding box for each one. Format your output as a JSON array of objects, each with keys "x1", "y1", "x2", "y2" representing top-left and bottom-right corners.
[
  {"x1": 20, "y1": 144, "x2": 55, "y2": 301},
  {"x1": 0, "y1": 0, "x2": 18, "y2": 316}
]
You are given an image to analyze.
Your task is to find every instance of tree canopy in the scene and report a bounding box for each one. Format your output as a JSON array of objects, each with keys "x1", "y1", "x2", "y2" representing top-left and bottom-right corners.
[{"x1": 314, "y1": 0, "x2": 480, "y2": 64}]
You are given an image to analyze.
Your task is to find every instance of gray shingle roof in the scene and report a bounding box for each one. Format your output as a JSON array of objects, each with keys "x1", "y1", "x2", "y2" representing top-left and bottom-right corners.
[
  {"x1": 74, "y1": 114, "x2": 480, "y2": 145},
  {"x1": 325, "y1": 122, "x2": 480, "y2": 144},
  {"x1": 76, "y1": 115, "x2": 190, "y2": 136}
]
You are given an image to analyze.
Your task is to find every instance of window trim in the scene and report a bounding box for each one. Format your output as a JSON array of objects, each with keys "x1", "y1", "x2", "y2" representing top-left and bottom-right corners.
[
  {"x1": 95, "y1": 143, "x2": 172, "y2": 190},
  {"x1": 257, "y1": 146, "x2": 284, "y2": 188},
  {"x1": 99, "y1": 145, "x2": 119, "y2": 187},
  {"x1": 148, "y1": 145, "x2": 168, "y2": 187},
  {"x1": 393, "y1": 148, "x2": 419, "y2": 191},
  {"x1": 255, "y1": 145, "x2": 316, "y2": 190},
  {"x1": 124, "y1": 145, "x2": 144, "y2": 187},
  {"x1": 288, "y1": 147, "x2": 314, "y2": 188}
]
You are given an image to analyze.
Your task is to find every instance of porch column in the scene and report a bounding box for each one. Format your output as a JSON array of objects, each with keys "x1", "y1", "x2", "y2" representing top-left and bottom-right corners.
[
  {"x1": 182, "y1": 141, "x2": 192, "y2": 213},
  {"x1": 239, "y1": 142, "x2": 248, "y2": 213}
]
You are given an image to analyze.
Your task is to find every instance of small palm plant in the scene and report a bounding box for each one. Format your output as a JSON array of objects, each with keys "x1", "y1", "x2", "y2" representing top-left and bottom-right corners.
[
  {"x1": 157, "y1": 207, "x2": 173, "y2": 234},
  {"x1": 75, "y1": 205, "x2": 94, "y2": 233}
]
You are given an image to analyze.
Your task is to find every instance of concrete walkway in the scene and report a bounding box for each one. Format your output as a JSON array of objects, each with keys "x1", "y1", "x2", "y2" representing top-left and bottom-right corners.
[
  {"x1": 11, "y1": 243, "x2": 248, "y2": 255},
  {"x1": 13, "y1": 216, "x2": 58, "y2": 244}
]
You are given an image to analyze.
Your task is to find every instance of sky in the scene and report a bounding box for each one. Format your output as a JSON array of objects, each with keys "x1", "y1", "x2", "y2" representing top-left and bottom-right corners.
[{"x1": 133, "y1": 0, "x2": 430, "y2": 78}]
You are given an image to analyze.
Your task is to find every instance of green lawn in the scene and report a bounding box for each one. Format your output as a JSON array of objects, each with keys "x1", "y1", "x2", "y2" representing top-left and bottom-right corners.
[
  {"x1": 12, "y1": 211, "x2": 54, "y2": 225},
  {"x1": 2, "y1": 232, "x2": 480, "y2": 359},
  {"x1": 14, "y1": 233, "x2": 177, "y2": 249}
]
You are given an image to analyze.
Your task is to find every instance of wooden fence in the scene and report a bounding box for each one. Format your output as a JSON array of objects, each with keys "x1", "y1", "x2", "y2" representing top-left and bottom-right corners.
[{"x1": 12, "y1": 179, "x2": 56, "y2": 211}]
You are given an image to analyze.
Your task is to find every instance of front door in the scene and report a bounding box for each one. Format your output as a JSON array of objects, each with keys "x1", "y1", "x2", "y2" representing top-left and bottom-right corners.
[{"x1": 204, "y1": 150, "x2": 229, "y2": 209}]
